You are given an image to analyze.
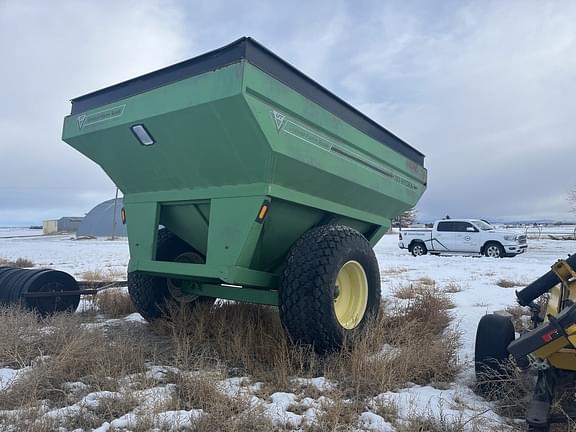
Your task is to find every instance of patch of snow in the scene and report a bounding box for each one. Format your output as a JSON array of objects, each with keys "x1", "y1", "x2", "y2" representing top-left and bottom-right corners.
[
  {"x1": 124, "y1": 312, "x2": 146, "y2": 322},
  {"x1": 264, "y1": 392, "x2": 301, "y2": 427},
  {"x1": 358, "y1": 411, "x2": 395, "y2": 431},
  {"x1": 292, "y1": 376, "x2": 336, "y2": 392},
  {"x1": 374, "y1": 384, "x2": 506, "y2": 431},
  {"x1": 43, "y1": 391, "x2": 122, "y2": 421},
  {"x1": 219, "y1": 376, "x2": 251, "y2": 396},
  {"x1": 81, "y1": 390, "x2": 121, "y2": 408},
  {"x1": 92, "y1": 422, "x2": 110, "y2": 432},
  {"x1": 155, "y1": 409, "x2": 204, "y2": 429},
  {"x1": 0, "y1": 232, "x2": 129, "y2": 277},
  {"x1": 109, "y1": 413, "x2": 139, "y2": 429},
  {"x1": 134, "y1": 384, "x2": 176, "y2": 409},
  {"x1": 146, "y1": 365, "x2": 180, "y2": 380},
  {"x1": 0, "y1": 368, "x2": 24, "y2": 392},
  {"x1": 43, "y1": 404, "x2": 82, "y2": 420}
]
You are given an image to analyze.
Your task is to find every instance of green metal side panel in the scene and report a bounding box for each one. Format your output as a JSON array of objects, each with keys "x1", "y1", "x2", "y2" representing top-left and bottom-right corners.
[
  {"x1": 242, "y1": 63, "x2": 426, "y2": 240},
  {"x1": 62, "y1": 59, "x2": 426, "y2": 298},
  {"x1": 62, "y1": 63, "x2": 273, "y2": 194}
]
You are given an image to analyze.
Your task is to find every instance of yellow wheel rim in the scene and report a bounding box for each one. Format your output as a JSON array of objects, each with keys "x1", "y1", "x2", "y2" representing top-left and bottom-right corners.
[{"x1": 333, "y1": 260, "x2": 369, "y2": 329}]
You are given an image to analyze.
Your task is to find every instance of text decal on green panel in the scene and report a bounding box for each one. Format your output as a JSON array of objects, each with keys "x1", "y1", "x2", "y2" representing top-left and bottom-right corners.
[
  {"x1": 77, "y1": 105, "x2": 126, "y2": 129},
  {"x1": 270, "y1": 110, "x2": 418, "y2": 191}
]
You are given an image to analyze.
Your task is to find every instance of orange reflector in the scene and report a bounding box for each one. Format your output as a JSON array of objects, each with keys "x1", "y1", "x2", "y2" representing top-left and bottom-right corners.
[
  {"x1": 256, "y1": 202, "x2": 270, "y2": 223},
  {"x1": 121, "y1": 207, "x2": 127, "y2": 224}
]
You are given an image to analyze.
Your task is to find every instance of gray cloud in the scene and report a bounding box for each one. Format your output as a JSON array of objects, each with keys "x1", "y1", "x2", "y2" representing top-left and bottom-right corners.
[
  {"x1": 1, "y1": 0, "x2": 574, "y2": 224},
  {"x1": 0, "y1": 0, "x2": 189, "y2": 224}
]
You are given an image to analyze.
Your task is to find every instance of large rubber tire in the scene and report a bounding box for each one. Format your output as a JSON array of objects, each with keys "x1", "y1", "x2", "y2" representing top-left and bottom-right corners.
[
  {"x1": 475, "y1": 313, "x2": 515, "y2": 397},
  {"x1": 128, "y1": 229, "x2": 213, "y2": 321},
  {"x1": 410, "y1": 242, "x2": 428, "y2": 257},
  {"x1": 279, "y1": 225, "x2": 381, "y2": 353},
  {"x1": 484, "y1": 242, "x2": 505, "y2": 258}
]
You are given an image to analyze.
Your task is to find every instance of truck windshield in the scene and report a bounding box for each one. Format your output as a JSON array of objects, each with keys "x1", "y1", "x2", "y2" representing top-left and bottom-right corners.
[{"x1": 471, "y1": 220, "x2": 494, "y2": 231}]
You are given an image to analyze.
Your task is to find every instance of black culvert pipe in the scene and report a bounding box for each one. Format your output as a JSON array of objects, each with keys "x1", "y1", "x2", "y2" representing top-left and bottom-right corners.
[
  {"x1": 0, "y1": 268, "x2": 23, "y2": 304},
  {"x1": 0, "y1": 267, "x2": 80, "y2": 315},
  {"x1": 516, "y1": 254, "x2": 576, "y2": 306}
]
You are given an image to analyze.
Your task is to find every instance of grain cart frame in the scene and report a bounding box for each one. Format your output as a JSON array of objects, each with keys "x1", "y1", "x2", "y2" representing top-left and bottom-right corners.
[{"x1": 62, "y1": 37, "x2": 427, "y2": 351}]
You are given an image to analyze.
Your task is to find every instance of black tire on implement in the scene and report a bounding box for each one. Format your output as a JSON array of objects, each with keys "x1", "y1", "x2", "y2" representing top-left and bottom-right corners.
[
  {"x1": 23, "y1": 270, "x2": 81, "y2": 316},
  {"x1": 474, "y1": 313, "x2": 515, "y2": 397},
  {"x1": 279, "y1": 225, "x2": 381, "y2": 353},
  {"x1": 0, "y1": 268, "x2": 80, "y2": 315},
  {"x1": 128, "y1": 229, "x2": 214, "y2": 322}
]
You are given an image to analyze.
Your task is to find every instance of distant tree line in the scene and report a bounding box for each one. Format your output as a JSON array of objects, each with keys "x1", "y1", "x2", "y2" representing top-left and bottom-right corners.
[{"x1": 392, "y1": 208, "x2": 418, "y2": 228}]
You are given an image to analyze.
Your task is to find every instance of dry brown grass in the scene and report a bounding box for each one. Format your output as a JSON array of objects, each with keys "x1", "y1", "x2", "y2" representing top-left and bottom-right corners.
[
  {"x1": 371, "y1": 398, "x2": 398, "y2": 424},
  {"x1": 170, "y1": 371, "x2": 234, "y2": 412},
  {"x1": 381, "y1": 266, "x2": 410, "y2": 275},
  {"x1": 0, "y1": 307, "x2": 156, "y2": 410},
  {"x1": 155, "y1": 302, "x2": 320, "y2": 389},
  {"x1": 95, "y1": 287, "x2": 136, "y2": 317},
  {"x1": 443, "y1": 281, "x2": 463, "y2": 293},
  {"x1": 394, "y1": 278, "x2": 461, "y2": 299},
  {"x1": 0, "y1": 411, "x2": 58, "y2": 432},
  {"x1": 155, "y1": 284, "x2": 459, "y2": 400},
  {"x1": 304, "y1": 395, "x2": 363, "y2": 431},
  {"x1": 327, "y1": 315, "x2": 459, "y2": 398},
  {"x1": 63, "y1": 393, "x2": 140, "y2": 430},
  {"x1": 395, "y1": 286, "x2": 456, "y2": 333},
  {"x1": 505, "y1": 305, "x2": 531, "y2": 332},
  {"x1": 396, "y1": 412, "x2": 478, "y2": 432},
  {"x1": 0, "y1": 281, "x2": 461, "y2": 430},
  {"x1": 79, "y1": 268, "x2": 125, "y2": 283},
  {"x1": 0, "y1": 257, "x2": 34, "y2": 268},
  {"x1": 477, "y1": 360, "x2": 534, "y2": 421},
  {"x1": 393, "y1": 282, "x2": 429, "y2": 299},
  {"x1": 190, "y1": 407, "x2": 275, "y2": 432},
  {"x1": 418, "y1": 276, "x2": 436, "y2": 286},
  {"x1": 496, "y1": 279, "x2": 525, "y2": 288},
  {"x1": 166, "y1": 372, "x2": 276, "y2": 431}
]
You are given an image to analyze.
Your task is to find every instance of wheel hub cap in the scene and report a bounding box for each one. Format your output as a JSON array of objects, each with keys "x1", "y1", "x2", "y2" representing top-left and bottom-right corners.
[{"x1": 333, "y1": 260, "x2": 369, "y2": 329}]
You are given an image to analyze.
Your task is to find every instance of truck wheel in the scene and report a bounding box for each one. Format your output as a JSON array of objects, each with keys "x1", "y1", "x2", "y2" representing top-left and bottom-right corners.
[
  {"x1": 279, "y1": 225, "x2": 381, "y2": 353},
  {"x1": 484, "y1": 242, "x2": 505, "y2": 258},
  {"x1": 128, "y1": 229, "x2": 213, "y2": 321},
  {"x1": 410, "y1": 242, "x2": 427, "y2": 257},
  {"x1": 475, "y1": 313, "x2": 515, "y2": 397}
]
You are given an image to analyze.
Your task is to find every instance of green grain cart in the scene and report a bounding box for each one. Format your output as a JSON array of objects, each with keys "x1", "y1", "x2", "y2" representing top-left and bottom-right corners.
[{"x1": 62, "y1": 37, "x2": 427, "y2": 352}]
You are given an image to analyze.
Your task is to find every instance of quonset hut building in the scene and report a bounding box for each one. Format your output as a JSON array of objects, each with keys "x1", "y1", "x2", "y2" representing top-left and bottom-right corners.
[{"x1": 77, "y1": 198, "x2": 127, "y2": 237}]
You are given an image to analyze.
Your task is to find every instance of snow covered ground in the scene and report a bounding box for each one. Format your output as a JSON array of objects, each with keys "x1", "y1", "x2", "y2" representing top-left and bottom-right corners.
[
  {"x1": 0, "y1": 229, "x2": 128, "y2": 278},
  {"x1": 0, "y1": 228, "x2": 575, "y2": 430}
]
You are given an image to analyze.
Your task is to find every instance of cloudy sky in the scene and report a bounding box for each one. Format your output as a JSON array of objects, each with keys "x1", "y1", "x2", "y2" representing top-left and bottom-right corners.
[{"x1": 1, "y1": 0, "x2": 575, "y2": 225}]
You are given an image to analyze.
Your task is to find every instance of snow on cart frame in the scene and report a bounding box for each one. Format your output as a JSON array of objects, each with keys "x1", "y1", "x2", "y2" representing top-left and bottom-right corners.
[{"x1": 62, "y1": 37, "x2": 427, "y2": 352}]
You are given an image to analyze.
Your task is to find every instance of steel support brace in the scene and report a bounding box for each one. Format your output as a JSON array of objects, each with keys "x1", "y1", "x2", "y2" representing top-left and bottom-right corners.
[
  {"x1": 526, "y1": 368, "x2": 556, "y2": 430},
  {"x1": 184, "y1": 283, "x2": 279, "y2": 306}
]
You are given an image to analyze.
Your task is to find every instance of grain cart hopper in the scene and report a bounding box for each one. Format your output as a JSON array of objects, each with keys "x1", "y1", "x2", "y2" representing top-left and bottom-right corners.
[
  {"x1": 62, "y1": 37, "x2": 427, "y2": 352},
  {"x1": 475, "y1": 254, "x2": 576, "y2": 431}
]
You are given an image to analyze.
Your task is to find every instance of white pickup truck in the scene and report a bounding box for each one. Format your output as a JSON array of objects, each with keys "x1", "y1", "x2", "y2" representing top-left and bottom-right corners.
[{"x1": 398, "y1": 219, "x2": 527, "y2": 258}]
